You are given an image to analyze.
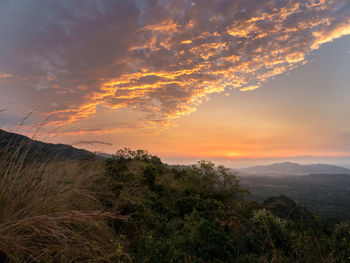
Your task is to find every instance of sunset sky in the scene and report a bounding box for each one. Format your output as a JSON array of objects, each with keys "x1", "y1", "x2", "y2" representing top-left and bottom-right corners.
[{"x1": 1, "y1": 0, "x2": 350, "y2": 167}]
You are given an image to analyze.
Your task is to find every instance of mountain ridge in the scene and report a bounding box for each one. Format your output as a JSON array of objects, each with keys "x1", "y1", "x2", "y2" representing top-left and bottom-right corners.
[
  {"x1": 0, "y1": 128, "x2": 96, "y2": 161},
  {"x1": 239, "y1": 161, "x2": 350, "y2": 176}
]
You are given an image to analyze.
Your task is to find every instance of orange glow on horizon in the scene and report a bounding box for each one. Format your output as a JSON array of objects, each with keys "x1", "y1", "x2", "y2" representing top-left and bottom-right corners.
[{"x1": 156, "y1": 150, "x2": 350, "y2": 160}]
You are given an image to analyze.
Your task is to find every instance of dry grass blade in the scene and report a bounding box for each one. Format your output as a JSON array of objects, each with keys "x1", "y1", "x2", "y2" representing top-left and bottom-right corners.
[
  {"x1": 0, "y1": 127, "x2": 129, "y2": 262},
  {"x1": 0, "y1": 211, "x2": 128, "y2": 262}
]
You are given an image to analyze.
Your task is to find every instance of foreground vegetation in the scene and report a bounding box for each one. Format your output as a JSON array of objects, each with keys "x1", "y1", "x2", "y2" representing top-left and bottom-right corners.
[{"x1": 0, "y1": 142, "x2": 349, "y2": 262}]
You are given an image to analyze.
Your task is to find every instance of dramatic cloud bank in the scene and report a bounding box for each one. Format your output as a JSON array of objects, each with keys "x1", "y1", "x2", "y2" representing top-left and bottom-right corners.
[{"x1": 0, "y1": 0, "x2": 349, "y2": 130}]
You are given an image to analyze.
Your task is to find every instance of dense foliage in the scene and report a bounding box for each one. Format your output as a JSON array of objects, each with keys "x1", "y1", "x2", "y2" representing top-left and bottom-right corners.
[
  {"x1": 99, "y1": 149, "x2": 350, "y2": 263},
  {"x1": 239, "y1": 174, "x2": 350, "y2": 221}
]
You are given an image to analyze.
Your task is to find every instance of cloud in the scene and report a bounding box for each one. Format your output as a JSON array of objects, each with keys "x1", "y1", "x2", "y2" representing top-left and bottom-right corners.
[
  {"x1": 0, "y1": 73, "x2": 12, "y2": 79},
  {"x1": 71, "y1": 140, "x2": 112, "y2": 146},
  {"x1": 240, "y1": 85, "x2": 260, "y2": 92},
  {"x1": 45, "y1": 122, "x2": 142, "y2": 137},
  {"x1": 0, "y1": 0, "x2": 349, "y2": 130}
]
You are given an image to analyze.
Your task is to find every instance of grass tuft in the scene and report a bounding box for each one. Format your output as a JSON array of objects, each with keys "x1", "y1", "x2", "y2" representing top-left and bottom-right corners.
[{"x1": 0, "y1": 129, "x2": 128, "y2": 262}]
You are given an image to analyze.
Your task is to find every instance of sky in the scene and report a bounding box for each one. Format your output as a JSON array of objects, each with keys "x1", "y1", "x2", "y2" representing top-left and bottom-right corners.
[{"x1": 1, "y1": 0, "x2": 350, "y2": 168}]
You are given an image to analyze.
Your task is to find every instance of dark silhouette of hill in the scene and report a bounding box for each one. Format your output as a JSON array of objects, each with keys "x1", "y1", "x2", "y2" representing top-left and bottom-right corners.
[
  {"x1": 240, "y1": 161, "x2": 350, "y2": 176},
  {"x1": 0, "y1": 128, "x2": 96, "y2": 162}
]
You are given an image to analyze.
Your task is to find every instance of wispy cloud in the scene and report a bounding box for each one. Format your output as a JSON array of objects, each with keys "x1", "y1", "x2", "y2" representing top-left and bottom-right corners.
[
  {"x1": 0, "y1": 73, "x2": 12, "y2": 79},
  {"x1": 71, "y1": 140, "x2": 112, "y2": 146},
  {"x1": 0, "y1": 0, "x2": 349, "y2": 130},
  {"x1": 240, "y1": 86, "x2": 260, "y2": 92}
]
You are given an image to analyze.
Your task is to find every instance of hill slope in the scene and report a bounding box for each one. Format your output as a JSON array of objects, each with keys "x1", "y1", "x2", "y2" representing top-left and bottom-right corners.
[
  {"x1": 239, "y1": 161, "x2": 350, "y2": 176},
  {"x1": 0, "y1": 128, "x2": 96, "y2": 161}
]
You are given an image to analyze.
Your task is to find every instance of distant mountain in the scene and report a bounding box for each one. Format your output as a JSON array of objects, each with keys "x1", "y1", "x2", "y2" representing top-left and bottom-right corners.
[
  {"x1": 239, "y1": 161, "x2": 350, "y2": 176},
  {"x1": 96, "y1": 152, "x2": 114, "y2": 159},
  {"x1": 0, "y1": 129, "x2": 96, "y2": 161},
  {"x1": 304, "y1": 163, "x2": 350, "y2": 174}
]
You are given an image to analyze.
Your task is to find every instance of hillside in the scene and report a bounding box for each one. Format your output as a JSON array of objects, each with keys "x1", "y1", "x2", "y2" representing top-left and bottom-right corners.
[
  {"x1": 239, "y1": 161, "x2": 350, "y2": 176},
  {"x1": 0, "y1": 128, "x2": 96, "y2": 161}
]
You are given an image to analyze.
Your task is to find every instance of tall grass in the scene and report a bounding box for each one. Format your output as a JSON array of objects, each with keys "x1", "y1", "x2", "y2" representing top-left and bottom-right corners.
[{"x1": 0, "y1": 128, "x2": 128, "y2": 262}]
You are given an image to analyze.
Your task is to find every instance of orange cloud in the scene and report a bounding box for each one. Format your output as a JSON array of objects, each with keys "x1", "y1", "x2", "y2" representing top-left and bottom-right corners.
[
  {"x1": 312, "y1": 19, "x2": 350, "y2": 49},
  {"x1": 140, "y1": 19, "x2": 179, "y2": 33},
  {"x1": 0, "y1": 73, "x2": 12, "y2": 79},
  {"x1": 1, "y1": 0, "x2": 350, "y2": 132},
  {"x1": 240, "y1": 85, "x2": 260, "y2": 92}
]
